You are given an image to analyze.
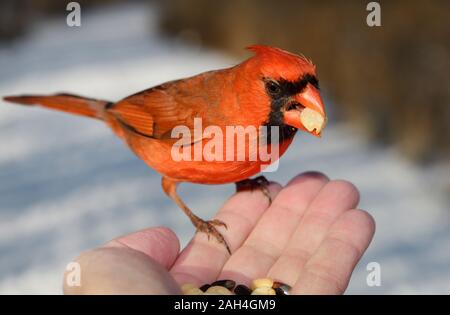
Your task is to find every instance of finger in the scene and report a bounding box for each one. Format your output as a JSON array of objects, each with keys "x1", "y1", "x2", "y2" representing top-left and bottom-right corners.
[
  {"x1": 268, "y1": 180, "x2": 360, "y2": 286},
  {"x1": 292, "y1": 209, "x2": 375, "y2": 294},
  {"x1": 67, "y1": 227, "x2": 182, "y2": 294},
  {"x1": 67, "y1": 247, "x2": 181, "y2": 294},
  {"x1": 105, "y1": 226, "x2": 180, "y2": 270},
  {"x1": 170, "y1": 181, "x2": 282, "y2": 286},
  {"x1": 218, "y1": 172, "x2": 329, "y2": 285}
]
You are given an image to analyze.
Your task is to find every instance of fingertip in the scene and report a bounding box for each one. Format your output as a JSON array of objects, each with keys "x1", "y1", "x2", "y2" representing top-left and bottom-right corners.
[
  {"x1": 271, "y1": 171, "x2": 329, "y2": 209},
  {"x1": 153, "y1": 226, "x2": 181, "y2": 250},
  {"x1": 267, "y1": 181, "x2": 283, "y2": 199},
  {"x1": 333, "y1": 179, "x2": 360, "y2": 195},
  {"x1": 325, "y1": 180, "x2": 360, "y2": 207},
  {"x1": 287, "y1": 171, "x2": 329, "y2": 186},
  {"x1": 107, "y1": 226, "x2": 180, "y2": 269},
  {"x1": 268, "y1": 180, "x2": 282, "y2": 188},
  {"x1": 345, "y1": 209, "x2": 376, "y2": 238},
  {"x1": 329, "y1": 209, "x2": 376, "y2": 251}
]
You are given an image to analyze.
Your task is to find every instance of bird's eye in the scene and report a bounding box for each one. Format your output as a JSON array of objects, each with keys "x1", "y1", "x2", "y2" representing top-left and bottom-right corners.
[{"x1": 266, "y1": 80, "x2": 281, "y2": 96}]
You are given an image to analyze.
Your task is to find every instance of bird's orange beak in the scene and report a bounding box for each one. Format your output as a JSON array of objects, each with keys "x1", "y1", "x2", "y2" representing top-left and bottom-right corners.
[{"x1": 283, "y1": 83, "x2": 326, "y2": 137}]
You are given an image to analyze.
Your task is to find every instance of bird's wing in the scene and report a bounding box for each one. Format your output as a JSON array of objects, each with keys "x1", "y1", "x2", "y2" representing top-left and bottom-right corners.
[{"x1": 107, "y1": 74, "x2": 227, "y2": 146}]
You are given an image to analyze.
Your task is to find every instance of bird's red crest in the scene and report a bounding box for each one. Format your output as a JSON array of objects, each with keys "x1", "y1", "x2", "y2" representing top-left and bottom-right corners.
[{"x1": 246, "y1": 44, "x2": 316, "y2": 82}]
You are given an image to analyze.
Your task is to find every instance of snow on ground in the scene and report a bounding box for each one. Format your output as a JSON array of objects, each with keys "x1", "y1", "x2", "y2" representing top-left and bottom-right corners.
[{"x1": 0, "y1": 3, "x2": 449, "y2": 294}]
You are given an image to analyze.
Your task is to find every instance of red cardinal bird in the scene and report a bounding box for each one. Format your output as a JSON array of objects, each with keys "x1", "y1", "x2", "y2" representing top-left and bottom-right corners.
[{"x1": 3, "y1": 45, "x2": 326, "y2": 253}]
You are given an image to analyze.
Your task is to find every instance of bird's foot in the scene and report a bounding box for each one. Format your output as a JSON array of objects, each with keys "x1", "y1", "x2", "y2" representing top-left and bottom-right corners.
[
  {"x1": 235, "y1": 175, "x2": 272, "y2": 204},
  {"x1": 195, "y1": 218, "x2": 231, "y2": 255}
]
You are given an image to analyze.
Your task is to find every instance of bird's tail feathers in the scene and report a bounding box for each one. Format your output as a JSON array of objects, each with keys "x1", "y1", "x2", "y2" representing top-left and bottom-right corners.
[{"x1": 3, "y1": 93, "x2": 111, "y2": 119}]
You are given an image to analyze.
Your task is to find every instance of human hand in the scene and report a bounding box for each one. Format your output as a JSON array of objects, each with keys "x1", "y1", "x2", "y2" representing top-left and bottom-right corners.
[{"x1": 64, "y1": 172, "x2": 375, "y2": 295}]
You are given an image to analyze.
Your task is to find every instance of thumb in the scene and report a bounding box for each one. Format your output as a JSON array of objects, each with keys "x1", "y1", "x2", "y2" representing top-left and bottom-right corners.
[{"x1": 106, "y1": 226, "x2": 180, "y2": 269}]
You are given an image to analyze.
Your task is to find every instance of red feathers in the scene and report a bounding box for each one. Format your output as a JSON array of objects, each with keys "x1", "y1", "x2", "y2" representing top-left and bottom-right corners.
[{"x1": 3, "y1": 45, "x2": 326, "y2": 252}]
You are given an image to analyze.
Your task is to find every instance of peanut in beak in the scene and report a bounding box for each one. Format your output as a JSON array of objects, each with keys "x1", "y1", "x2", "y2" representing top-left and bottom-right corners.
[{"x1": 299, "y1": 107, "x2": 326, "y2": 135}]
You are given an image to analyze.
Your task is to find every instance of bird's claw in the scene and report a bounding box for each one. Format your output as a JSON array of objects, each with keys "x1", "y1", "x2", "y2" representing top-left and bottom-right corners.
[
  {"x1": 195, "y1": 218, "x2": 231, "y2": 254},
  {"x1": 209, "y1": 219, "x2": 228, "y2": 229},
  {"x1": 235, "y1": 175, "x2": 272, "y2": 204}
]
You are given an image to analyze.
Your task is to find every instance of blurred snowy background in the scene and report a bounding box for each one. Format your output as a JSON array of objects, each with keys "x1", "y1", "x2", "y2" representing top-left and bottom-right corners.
[{"x1": 0, "y1": 1, "x2": 449, "y2": 294}]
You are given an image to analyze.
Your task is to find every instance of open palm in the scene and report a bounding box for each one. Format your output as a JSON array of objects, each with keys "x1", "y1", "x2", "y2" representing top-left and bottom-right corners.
[{"x1": 64, "y1": 172, "x2": 375, "y2": 295}]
